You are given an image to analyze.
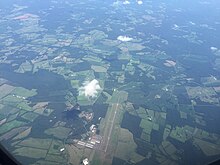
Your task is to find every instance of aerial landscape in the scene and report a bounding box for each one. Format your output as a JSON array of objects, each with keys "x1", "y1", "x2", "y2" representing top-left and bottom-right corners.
[{"x1": 0, "y1": 0, "x2": 220, "y2": 165}]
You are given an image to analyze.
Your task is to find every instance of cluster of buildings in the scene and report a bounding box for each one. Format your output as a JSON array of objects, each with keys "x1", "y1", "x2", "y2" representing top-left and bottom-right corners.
[
  {"x1": 74, "y1": 124, "x2": 102, "y2": 150},
  {"x1": 78, "y1": 111, "x2": 94, "y2": 122}
]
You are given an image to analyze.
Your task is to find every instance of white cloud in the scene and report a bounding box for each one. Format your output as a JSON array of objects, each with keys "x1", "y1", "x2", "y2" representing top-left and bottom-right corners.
[
  {"x1": 79, "y1": 79, "x2": 101, "y2": 98},
  {"x1": 123, "y1": 0, "x2": 130, "y2": 5},
  {"x1": 112, "y1": 1, "x2": 120, "y2": 6},
  {"x1": 137, "y1": 1, "x2": 143, "y2": 5},
  {"x1": 117, "y1": 35, "x2": 133, "y2": 42},
  {"x1": 210, "y1": 46, "x2": 218, "y2": 52},
  {"x1": 189, "y1": 21, "x2": 195, "y2": 25}
]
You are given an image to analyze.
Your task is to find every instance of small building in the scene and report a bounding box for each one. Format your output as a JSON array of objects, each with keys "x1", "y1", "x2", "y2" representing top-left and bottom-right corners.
[
  {"x1": 90, "y1": 124, "x2": 96, "y2": 131},
  {"x1": 90, "y1": 139, "x2": 96, "y2": 145},
  {"x1": 91, "y1": 135, "x2": 102, "y2": 144},
  {"x1": 83, "y1": 158, "x2": 89, "y2": 165}
]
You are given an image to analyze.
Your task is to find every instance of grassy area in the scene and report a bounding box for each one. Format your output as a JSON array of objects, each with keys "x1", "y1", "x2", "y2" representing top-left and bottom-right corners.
[
  {"x1": 31, "y1": 160, "x2": 60, "y2": 165},
  {"x1": 91, "y1": 152, "x2": 101, "y2": 165},
  {"x1": 141, "y1": 131, "x2": 151, "y2": 142},
  {"x1": 140, "y1": 119, "x2": 153, "y2": 134},
  {"x1": 45, "y1": 154, "x2": 66, "y2": 163},
  {"x1": 45, "y1": 126, "x2": 71, "y2": 139},
  {"x1": 48, "y1": 140, "x2": 63, "y2": 155},
  {"x1": 163, "y1": 125, "x2": 171, "y2": 140},
  {"x1": 107, "y1": 90, "x2": 128, "y2": 104},
  {"x1": 13, "y1": 147, "x2": 47, "y2": 159},
  {"x1": 161, "y1": 141, "x2": 179, "y2": 160},
  {"x1": 153, "y1": 123, "x2": 159, "y2": 131},
  {"x1": 66, "y1": 144, "x2": 84, "y2": 165},
  {"x1": 17, "y1": 102, "x2": 33, "y2": 111},
  {"x1": 169, "y1": 126, "x2": 188, "y2": 143},
  {"x1": 70, "y1": 80, "x2": 80, "y2": 88},
  {"x1": 77, "y1": 95, "x2": 94, "y2": 106},
  {"x1": 0, "y1": 84, "x2": 16, "y2": 99},
  {"x1": 115, "y1": 128, "x2": 144, "y2": 163},
  {"x1": 21, "y1": 112, "x2": 39, "y2": 122},
  {"x1": 15, "y1": 61, "x2": 32, "y2": 73},
  {"x1": 34, "y1": 108, "x2": 53, "y2": 116},
  {"x1": 91, "y1": 65, "x2": 108, "y2": 73},
  {"x1": 194, "y1": 138, "x2": 220, "y2": 156},
  {"x1": 13, "y1": 127, "x2": 32, "y2": 140},
  {"x1": 18, "y1": 137, "x2": 52, "y2": 149},
  {"x1": 0, "y1": 120, "x2": 26, "y2": 134},
  {"x1": 1, "y1": 95, "x2": 23, "y2": 105},
  {"x1": 11, "y1": 87, "x2": 37, "y2": 98}
]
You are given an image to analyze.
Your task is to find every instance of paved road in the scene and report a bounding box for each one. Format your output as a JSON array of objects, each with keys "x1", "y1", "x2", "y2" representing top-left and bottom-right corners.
[
  {"x1": 94, "y1": 90, "x2": 128, "y2": 165},
  {"x1": 104, "y1": 103, "x2": 119, "y2": 152}
]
